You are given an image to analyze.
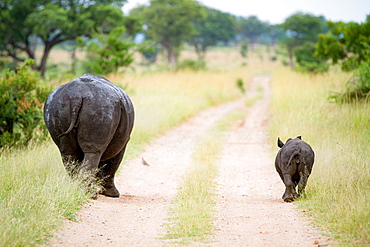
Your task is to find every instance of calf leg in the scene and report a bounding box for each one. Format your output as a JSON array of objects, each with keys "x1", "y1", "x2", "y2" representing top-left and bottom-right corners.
[
  {"x1": 98, "y1": 147, "x2": 126, "y2": 197},
  {"x1": 283, "y1": 174, "x2": 299, "y2": 202},
  {"x1": 298, "y1": 165, "x2": 309, "y2": 195}
]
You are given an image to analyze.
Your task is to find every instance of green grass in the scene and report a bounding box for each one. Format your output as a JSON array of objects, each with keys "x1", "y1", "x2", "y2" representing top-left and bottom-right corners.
[
  {"x1": 0, "y1": 144, "x2": 88, "y2": 247},
  {"x1": 269, "y1": 66, "x2": 370, "y2": 246},
  {"x1": 165, "y1": 109, "x2": 245, "y2": 245}
]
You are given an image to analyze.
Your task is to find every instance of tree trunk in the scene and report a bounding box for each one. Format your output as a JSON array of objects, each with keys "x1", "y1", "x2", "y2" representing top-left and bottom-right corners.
[
  {"x1": 38, "y1": 42, "x2": 52, "y2": 78},
  {"x1": 167, "y1": 46, "x2": 177, "y2": 68},
  {"x1": 194, "y1": 43, "x2": 204, "y2": 61},
  {"x1": 70, "y1": 47, "x2": 77, "y2": 75},
  {"x1": 38, "y1": 34, "x2": 63, "y2": 77},
  {"x1": 288, "y1": 47, "x2": 295, "y2": 70}
]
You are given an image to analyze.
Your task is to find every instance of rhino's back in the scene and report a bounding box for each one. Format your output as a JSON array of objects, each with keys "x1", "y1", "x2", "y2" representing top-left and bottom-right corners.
[
  {"x1": 44, "y1": 74, "x2": 134, "y2": 154},
  {"x1": 281, "y1": 139, "x2": 314, "y2": 164}
]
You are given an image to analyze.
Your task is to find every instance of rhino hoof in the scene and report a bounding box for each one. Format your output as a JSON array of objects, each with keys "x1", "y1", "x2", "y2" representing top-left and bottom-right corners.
[
  {"x1": 102, "y1": 187, "x2": 120, "y2": 197},
  {"x1": 283, "y1": 193, "x2": 295, "y2": 202},
  {"x1": 283, "y1": 197, "x2": 294, "y2": 202}
]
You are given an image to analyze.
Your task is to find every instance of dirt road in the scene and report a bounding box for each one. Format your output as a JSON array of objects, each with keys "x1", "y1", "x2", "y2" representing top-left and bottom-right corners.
[{"x1": 45, "y1": 77, "x2": 331, "y2": 246}]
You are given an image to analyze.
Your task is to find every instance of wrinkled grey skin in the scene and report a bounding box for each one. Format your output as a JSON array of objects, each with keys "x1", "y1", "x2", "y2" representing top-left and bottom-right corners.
[
  {"x1": 44, "y1": 73, "x2": 134, "y2": 198},
  {"x1": 275, "y1": 136, "x2": 314, "y2": 202}
]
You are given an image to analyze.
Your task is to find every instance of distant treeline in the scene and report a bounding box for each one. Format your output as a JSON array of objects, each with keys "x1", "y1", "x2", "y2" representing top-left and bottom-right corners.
[{"x1": 0, "y1": 0, "x2": 369, "y2": 101}]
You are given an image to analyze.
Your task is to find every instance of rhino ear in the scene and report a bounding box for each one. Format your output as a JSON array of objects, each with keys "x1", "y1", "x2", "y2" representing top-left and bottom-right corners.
[
  {"x1": 277, "y1": 138, "x2": 284, "y2": 148},
  {"x1": 297, "y1": 136, "x2": 302, "y2": 140}
]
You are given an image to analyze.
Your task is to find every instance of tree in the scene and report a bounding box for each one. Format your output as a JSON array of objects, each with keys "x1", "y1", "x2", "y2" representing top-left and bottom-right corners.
[
  {"x1": 142, "y1": 0, "x2": 205, "y2": 67},
  {"x1": 280, "y1": 12, "x2": 327, "y2": 69},
  {"x1": 0, "y1": 0, "x2": 128, "y2": 77},
  {"x1": 315, "y1": 15, "x2": 370, "y2": 71},
  {"x1": 317, "y1": 16, "x2": 370, "y2": 102},
  {"x1": 80, "y1": 27, "x2": 135, "y2": 75},
  {"x1": 236, "y1": 16, "x2": 269, "y2": 46},
  {"x1": 189, "y1": 7, "x2": 236, "y2": 61},
  {"x1": 264, "y1": 25, "x2": 285, "y2": 46}
]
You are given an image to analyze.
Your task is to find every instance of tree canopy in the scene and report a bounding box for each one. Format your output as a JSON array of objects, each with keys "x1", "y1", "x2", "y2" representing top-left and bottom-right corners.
[
  {"x1": 189, "y1": 7, "x2": 236, "y2": 61},
  {"x1": 0, "y1": 0, "x2": 128, "y2": 76},
  {"x1": 315, "y1": 15, "x2": 370, "y2": 71},
  {"x1": 237, "y1": 16, "x2": 270, "y2": 45},
  {"x1": 141, "y1": 0, "x2": 205, "y2": 67},
  {"x1": 280, "y1": 12, "x2": 327, "y2": 69}
]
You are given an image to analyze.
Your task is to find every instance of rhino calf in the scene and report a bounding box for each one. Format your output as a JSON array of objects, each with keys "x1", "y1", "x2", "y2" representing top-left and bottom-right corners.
[
  {"x1": 44, "y1": 74, "x2": 134, "y2": 198},
  {"x1": 275, "y1": 136, "x2": 314, "y2": 202}
]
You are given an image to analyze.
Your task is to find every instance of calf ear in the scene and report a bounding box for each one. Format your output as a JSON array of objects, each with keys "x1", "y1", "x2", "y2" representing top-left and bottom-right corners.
[
  {"x1": 277, "y1": 138, "x2": 284, "y2": 148},
  {"x1": 297, "y1": 136, "x2": 302, "y2": 140}
]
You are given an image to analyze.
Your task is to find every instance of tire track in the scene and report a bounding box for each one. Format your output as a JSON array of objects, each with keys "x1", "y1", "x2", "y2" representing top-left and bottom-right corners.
[{"x1": 212, "y1": 76, "x2": 331, "y2": 246}]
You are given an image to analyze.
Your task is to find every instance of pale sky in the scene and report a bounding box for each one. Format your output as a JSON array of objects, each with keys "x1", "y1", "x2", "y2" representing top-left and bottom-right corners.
[{"x1": 122, "y1": 0, "x2": 370, "y2": 24}]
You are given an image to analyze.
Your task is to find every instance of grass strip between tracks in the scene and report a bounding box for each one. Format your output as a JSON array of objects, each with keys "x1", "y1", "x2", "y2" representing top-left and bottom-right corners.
[{"x1": 165, "y1": 108, "x2": 245, "y2": 244}]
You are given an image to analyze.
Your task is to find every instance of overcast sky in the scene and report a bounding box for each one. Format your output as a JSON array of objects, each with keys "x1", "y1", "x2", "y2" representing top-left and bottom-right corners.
[{"x1": 122, "y1": 0, "x2": 370, "y2": 24}]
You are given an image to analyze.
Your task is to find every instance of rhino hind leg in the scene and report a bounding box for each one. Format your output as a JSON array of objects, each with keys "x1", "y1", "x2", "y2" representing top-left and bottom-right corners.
[
  {"x1": 282, "y1": 174, "x2": 300, "y2": 202},
  {"x1": 298, "y1": 166, "x2": 310, "y2": 195},
  {"x1": 98, "y1": 147, "x2": 126, "y2": 197},
  {"x1": 62, "y1": 154, "x2": 82, "y2": 178}
]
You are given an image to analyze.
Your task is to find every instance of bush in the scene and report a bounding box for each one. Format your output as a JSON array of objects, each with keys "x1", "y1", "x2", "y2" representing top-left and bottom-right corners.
[
  {"x1": 0, "y1": 60, "x2": 51, "y2": 149},
  {"x1": 294, "y1": 42, "x2": 329, "y2": 74},
  {"x1": 236, "y1": 78, "x2": 246, "y2": 94},
  {"x1": 176, "y1": 59, "x2": 206, "y2": 71},
  {"x1": 330, "y1": 59, "x2": 370, "y2": 103}
]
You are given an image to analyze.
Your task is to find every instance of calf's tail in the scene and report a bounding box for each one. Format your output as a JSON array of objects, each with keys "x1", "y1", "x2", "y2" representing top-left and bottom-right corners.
[{"x1": 286, "y1": 150, "x2": 300, "y2": 170}]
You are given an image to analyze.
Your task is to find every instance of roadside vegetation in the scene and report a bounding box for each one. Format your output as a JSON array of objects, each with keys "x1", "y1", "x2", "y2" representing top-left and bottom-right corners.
[{"x1": 0, "y1": 144, "x2": 87, "y2": 246}]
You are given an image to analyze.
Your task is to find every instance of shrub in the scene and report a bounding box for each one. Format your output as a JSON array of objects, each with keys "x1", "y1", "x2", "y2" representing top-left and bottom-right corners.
[
  {"x1": 78, "y1": 27, "x2": 152, "y2": 75},
  {"x1": 236, "y1": 78, "x2": 246, "y2": 94},
  {"x1": 294, "y1": 42, "x2": 329, "y2": 74},
  {"x1": 176, "y1": 59, "x2": 206, "y2": 71},
  {"x1": 0, "y1": 60, "x2": 51, "y2": 149},
  {"x1": 330, "y1": 59, "x2": 370, "y2": 103}
]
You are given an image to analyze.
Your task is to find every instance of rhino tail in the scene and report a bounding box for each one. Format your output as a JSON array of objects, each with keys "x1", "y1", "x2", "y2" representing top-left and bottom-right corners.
[
  {"x1": 286, "y1": 150, "x2": 300, "y2": 169},
  {"x1": 58, "y1": 97, "x2": 82, "y2": 138}
]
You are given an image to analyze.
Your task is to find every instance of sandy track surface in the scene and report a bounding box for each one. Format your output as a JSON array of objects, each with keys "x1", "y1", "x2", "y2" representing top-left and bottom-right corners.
[{"x1": 44, "y1": 77, "x2": 331, "y2": 247}]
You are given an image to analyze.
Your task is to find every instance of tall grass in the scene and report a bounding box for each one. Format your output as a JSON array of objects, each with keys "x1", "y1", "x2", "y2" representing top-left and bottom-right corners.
[
  {"x1": 269, "y1": 66, "x2": 370, "y2": 245},
  {"x1": 165, "y1": 109, "x2": 245, "y2": 244},
  {"x1": 0, "y1": 144, "x2": 88, "y2": 246}
]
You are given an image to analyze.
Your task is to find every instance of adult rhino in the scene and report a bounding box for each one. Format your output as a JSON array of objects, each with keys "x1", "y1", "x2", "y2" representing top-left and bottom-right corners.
[
  {"x1": 275, "y1": 136, "x2": 314, "y2": 202},
  {"x1": 44, "y1": 73, "x2": 134, "y2": 198}
]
